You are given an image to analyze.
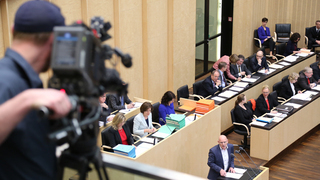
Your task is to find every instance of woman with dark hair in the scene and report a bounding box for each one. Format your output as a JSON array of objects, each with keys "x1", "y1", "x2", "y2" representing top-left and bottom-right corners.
[
  {"x1": 258, "y1": 17, "x2": 276, "y2": 58},
  {"x1": 284, "y1": 33, "x2": 301, "y2": 56},
  {"x1": 133, "y1": 102, "x2": 156, "y2": 138},
  {"x1": 158, "y1": 91, "x2": 176, "y2": 125},
  {"x1": 234, "y1": 94, "x2": 255, "y2": 131}
]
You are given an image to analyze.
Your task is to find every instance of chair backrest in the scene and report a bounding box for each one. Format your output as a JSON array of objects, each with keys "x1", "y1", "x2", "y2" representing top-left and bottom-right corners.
[
  {"x1": 177, "y1": 85, "x2": 189, "y2": 105},
  {"x1": 254, "y1": 29, "x2": 260, "y2": 47},
  {"x1": 152, "y1": 102, "x2": 160, "y2": 123},
  {"x1": 275, "y1": 24, "x2": 291, "y2": 38},
  {"x1": 310, "y1": 61, "x2": 318, "y2": 68},
  {"x1": 193, "y1": 80, "x2": 204, "y2": 95},
  {"x1": 101, "y1": 126, "x2": 112, "y2": 149},
  {"x1": 276, "y1": 43, "x2": 286, "y2": 55},
  {"x1": 282, "y1": 75, "x2": 289, "y2": 82},
  {"x1": 299, "y1": 70, "x2": 304, "y2": 75},
  {"x1": 230, "y1": 109, "x2": 236, "y2": 123},
  {"x1": 305, "y1": 27, "x2": 312, "y2": 37},
  {"x1": 273, "y1": 81, "x2": 282, "y2": 95},
  {"x1": 125, "y1": 115, "x2": 137, "y2": 134},
  {"x1": 247, "y1": 54, "x2": 255, "y2": 72},
  {"x1": 270, "y1": 91, "x2": 278, "y2": 101},
  {"x1": 248, "y1": 99, "x2": 256, "y2": 111}
]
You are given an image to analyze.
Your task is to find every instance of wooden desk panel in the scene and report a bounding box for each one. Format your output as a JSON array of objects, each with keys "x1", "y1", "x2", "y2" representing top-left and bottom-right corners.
[
  {"x1": 251, "y1": 96, "x2": 320, "y2": 161},
  {"x1": 220, "y1": 55, "x2": 316, "y2": 132}
]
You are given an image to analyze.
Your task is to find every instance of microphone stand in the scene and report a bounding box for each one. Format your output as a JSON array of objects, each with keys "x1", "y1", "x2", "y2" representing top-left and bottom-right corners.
[
  {"x1": 239, "y1": 147, "x2": 262, "y2": 174},
  {"x1": 231, "y1": 153, "x2": 253, "y2": 180},
  {"x1": 235, "y1": 150, "x2": 258, "y2": 178}
]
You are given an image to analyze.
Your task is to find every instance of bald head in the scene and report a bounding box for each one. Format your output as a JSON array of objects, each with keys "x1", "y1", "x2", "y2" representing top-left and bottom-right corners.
[{"x1": 218, "y1": 135, "x2": 228, "y2": 150}]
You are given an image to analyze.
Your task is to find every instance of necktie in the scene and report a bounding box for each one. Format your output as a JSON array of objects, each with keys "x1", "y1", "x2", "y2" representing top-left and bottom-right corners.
[
  {"x1": 307, "y1": 78, "x2": 310, "y2": 85},
  {"x1": 121, "y1": 96, "x2": 124, "y2": 106},
  {"x1": 238, "y1": 65, "x2": 241, "y2": 73}
]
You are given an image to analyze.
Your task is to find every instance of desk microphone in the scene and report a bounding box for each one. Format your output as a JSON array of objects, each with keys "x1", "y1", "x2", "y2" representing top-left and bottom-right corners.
[
  {"x1": 159, "y1": 118, "x2": 173, "y2": 133},
  {"x1": 239, "y1": 147, "x2": 261, "y2": 174},
  {"x1": 235, "y1": 150, "x2": 258, "y2": 177},
  {"x1": 230, "y1": 153, "x2": 253, "y2": 180}
]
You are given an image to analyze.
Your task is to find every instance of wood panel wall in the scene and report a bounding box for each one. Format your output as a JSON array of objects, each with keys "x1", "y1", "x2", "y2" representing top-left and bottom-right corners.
[
  {"x1": 0, "y1": 0, "x2": 195, "y2": 102},
  {"x1": 233, "y1": 0, "x2": 320, "y2": 58}
]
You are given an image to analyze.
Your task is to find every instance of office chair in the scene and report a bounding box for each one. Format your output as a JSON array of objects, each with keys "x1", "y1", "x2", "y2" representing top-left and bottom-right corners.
[
  {"x1": 192, "y1": 80, "x2": 205, "y2": 100},
  {"x1": 282, "y1": 75, "x2": 289, "y2": 82},
  {"x1": 254, "y1": 29, "x2": 275, "y2": 59},
  {"x1": 273, "y1": 81, "x2": 286, "y2": 103},
  {"x1": 125, "y1": 115, "x2": 141, "y2": 142},
  {"x1": 310, "y1": 61, "x2": 318, "y2": 68},
  {"x1": 305, "y1": 27, "x2": 320, "y2": 51},
  {"x1": 299, "y1": 70, "x2": 304, "y2": 75},
  {"x1": 275, "y1": 43, "x2": 287, "y2": 60},
  {"x1": 177, "y1": 85, "x2": 203, "y2": 105},
  {"x1": 230, "y1": 109, "x2": 250, "y2": 149},
  {"x1": 151, "y1": 102, "x2": 162, "y2": 129},
  {"x1": 101, "y1": 126, "x2": 113, "y2": 152},
  {"x1": 273, "y1": 81, "x2": 282, "y2": 94},
  {"x1": 274, "y1": 24, "x2": 292, "y2": 43}
]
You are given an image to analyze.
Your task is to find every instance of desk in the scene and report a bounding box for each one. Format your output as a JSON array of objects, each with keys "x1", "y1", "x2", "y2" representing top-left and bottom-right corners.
[
  {"x1": 97, "y1": 97, "x2": 151, "y2": 147},
  {"x1": 217, "y1": 166, "x2": 269, "y2": 180},
  {"x1": 102, "y1": 98, "x2": 221, "y2": 178},
  {"x1": 250, "y1": 89, "x2": 320, "y2": 160},
  {"x1": 214, "y1": 54, "x2": 316, "y2": 132}
]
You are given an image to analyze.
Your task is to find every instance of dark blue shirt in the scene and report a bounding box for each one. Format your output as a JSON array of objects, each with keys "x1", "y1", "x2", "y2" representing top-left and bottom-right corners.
[
  {"x1": 158, "y1": 103, "x2": 175, "y2": 125},
  {"x1": 0, "y1": 48, "x2": 57, "y2": 180}
]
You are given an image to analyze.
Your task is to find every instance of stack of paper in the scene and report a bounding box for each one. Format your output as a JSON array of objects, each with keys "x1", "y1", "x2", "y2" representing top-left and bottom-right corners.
[
  {"x1": 113, "y1": 144, "x2": 136, "y2": 158},
  {"x1": 291, "y1": 93, "x2": 311, "y2": 101},
  {"x1": 233, "y1": 82, "x2": 249, "y2": 88},
  {"x1": 269, "y1": 64, "x2": 284, "y2": 69},
  {"x1": 178, "y1": 104, "x2": 196, "y2": 112},
  {"x1": 195, "y1": 99, "x2": 215, "y2": 114},
  {"x1": 312, "y1": 86, "x2": 320, "y2": 91},
  {"x1": 152, "y1": 124, "x2": 175, "y2": 139},
  {"x1": 304, "y1": 91, "x2": 318, "y2": 95},
  {"x1": 296, "y1": 53, "x2": 308, "y2": 57},
  {"x1": 266, "y1": 112, "x2": 283, "y2": 117},
  {"x1": 257, "y1": 68, "x2": 275, "y2": 74},
  {"x1": 229, "y1": 86, "x2": 245, "y2": 92},
  {"x1": 241, "y1": 77, "x2": 257, "y2": 83},
  {"x1": 166, "y1": 114, "x2": 186, "y2": 130},
  {"x1": 211, "y1": 96, "x2": 227, "y2": 102},
  {"x1": 250, "y1": 121, "x2": 267, "y2": 126},
  {"x1": 218, "y1": 90, "x2": 238, "y2": 98},
  {"x1": 136, "y1": 143, "x2": 153, "y2": 156},
  {"x1": 278, "y1": 61, "x2": 291, "y2": 66},
  {"x1": 284, "y1": 102, "x2": 302, "y2": 109},
  {"x1": 283, "y1": 55, "x2": 298, "y2": 62}
]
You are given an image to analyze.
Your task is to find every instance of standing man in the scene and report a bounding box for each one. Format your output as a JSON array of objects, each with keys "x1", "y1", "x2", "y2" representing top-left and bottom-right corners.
[
  {"x1": 250, "y1": 50, "x2": 269, "y2": 73},
  {"x1": 207, "y1": 135, "x2": 235, "y2": 180},
  {"x1": 307, "y1": 20, "x2": 320, "y2": 49},
  {"x1": 230, "y1": 54, "x2": 252, "y2": 80},
  {"x1": 198, "y1": 70, "x2": 222, "y2": 98},
  {"x1": 0, "y1": 1, "x2": 71, "y2": 179}
]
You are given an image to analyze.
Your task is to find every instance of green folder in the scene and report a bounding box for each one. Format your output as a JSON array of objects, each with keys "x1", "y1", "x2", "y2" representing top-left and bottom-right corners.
[{"x1": 157, "y1": 124, "x2": 176, "y2": 134}]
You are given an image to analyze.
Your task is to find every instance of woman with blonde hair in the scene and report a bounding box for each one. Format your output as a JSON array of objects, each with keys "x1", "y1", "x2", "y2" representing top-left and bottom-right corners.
[
  {"x1": 279, "y1": 72, "x2": 302, "y2": 99},
  {"x1": 254, "y1": 85, "x2": 279, "y2": 117},
  {"x1": 107, "y1": 113, "x2": 134, "y2": 148}
]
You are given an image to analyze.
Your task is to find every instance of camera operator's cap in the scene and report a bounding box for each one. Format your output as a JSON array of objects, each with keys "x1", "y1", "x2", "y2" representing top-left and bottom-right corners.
[{"x1": 14, "y1": 0, "x2": 65, "y2": 33}]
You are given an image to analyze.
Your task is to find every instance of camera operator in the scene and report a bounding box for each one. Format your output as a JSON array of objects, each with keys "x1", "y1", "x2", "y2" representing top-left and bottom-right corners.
[{"x1": 0, "y1": 1, "x2": 71, "y2": 179}]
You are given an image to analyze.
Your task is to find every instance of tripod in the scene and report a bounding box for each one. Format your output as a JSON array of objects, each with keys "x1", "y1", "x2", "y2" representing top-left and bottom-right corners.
[{"x1": 57, "y1": 146, "x2": 109, "y2": 180}]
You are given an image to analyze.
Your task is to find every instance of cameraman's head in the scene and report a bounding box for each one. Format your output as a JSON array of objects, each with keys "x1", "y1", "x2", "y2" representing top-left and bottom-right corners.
[{"x1": 11, "y1": 0, "x2": 65, "y2": 73}]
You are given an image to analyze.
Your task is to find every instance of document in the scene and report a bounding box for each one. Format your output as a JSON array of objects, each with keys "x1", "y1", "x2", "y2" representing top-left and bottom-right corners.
[
  {"x1": 225, "y1": 172, "x2": 243, "y2": 179},
  {"x1": 272, "y1": 117, "x2": 284, "y2": 123},
  {"x1": 304, "y1": 90, "x2": 318, "y2": 96},
  {"x1": 229, "y1": 86, "x2": 245, "y2": 92},
  {"x1": 257, "y1": 68, "x2": 275, "y2": 74},
  {"x1": 312, "y1": 86, "x2": 320, "y2": 91},
  {"x1": 136, "y1": 143, "x2": 154, "y2": 156},
  {"x1": 218, "y1": 90, "x2": 238, "y2": 98},
  {"x1": 140, "y1": 137, "x2": 155, "y2": 144},
  {"x1": 266, "y1": 112, "x2": 283, "y2": 117},
  {"x1": 269, "y1": 64, "x2": 284, "y2": 69},
  {"x1": 291, "y1": 93, "x2": 311, "y2": 101},
  {"x1": 278, "y1": 61, "x2": 291, "y2": 66},
  {"x1": 233, "y1": 81, "x2": 249, "y2": 88},
  {"x1": 119, "y1": 109, "x2": 131, "y2": 114},
  {"x1": 284, "y1": 102, "x2": 302, "y2": 109},
  {"x1": 241, "y1": 77, "x2": 257, "y2": 83},
  {"x1": 152, "y1": 132, "x2": 170, "y2": 139},
  {"x1": 234, "y1": 167, "x2": 247, "y2": 174},
  {"x1": 250, "y1": 121, "x2": 267, "y2": 126},
  {"x1": 296, "y1": 53, "x2": 308, "y2": 57},
  {"x1": 133, "y1": 102, "x2": 143, "y2": 108},
  {"x1": 283, "y1": 55, "x2": 298, "y2": 62},
  {"x1": 211, "y1": 96, "x2": 227, "y2": 101}
]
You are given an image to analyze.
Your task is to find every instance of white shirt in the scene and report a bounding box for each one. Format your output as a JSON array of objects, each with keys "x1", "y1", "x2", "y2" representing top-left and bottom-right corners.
[
  {"x1": 219, "y1": 145, "x2": 229, "y2": 171},
  {"x1": 290, "y1": 82, "x2": 296, "y2": 95}
]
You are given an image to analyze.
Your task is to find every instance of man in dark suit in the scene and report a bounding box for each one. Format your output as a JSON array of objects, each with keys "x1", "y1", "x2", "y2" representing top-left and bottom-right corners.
[
  {"x1": 310, "y1": 61, "x2": 320, "y2": 83},
  {"x1": 230, "y1": 54, "x2": 252, "y2": 80},
  {"x1": 250, "y1": 50, "x2": 269, "y2": 73},
  {"x1": 217, "y1": 62, "x2": 229, "y2": 88},
  {"x1": 207, "y1": 135, "x2": 235, "y2": 180},
  {"x1": 198, "y1": 70, "x2": 222, "y2": 98},
  {"x1": 307, "y1": 20, "x2": 320, "y2": 49},
  {"x1": 107, "y1": 94, "x2": 134, "y2": 112},
  {"x1": 297, "y1": 67, "x2": 316, "y2": 90}
]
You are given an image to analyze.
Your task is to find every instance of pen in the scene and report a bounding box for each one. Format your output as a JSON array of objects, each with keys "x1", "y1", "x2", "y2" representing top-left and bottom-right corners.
[{"x1": 194, "y1": 114, "x2": 197, "y2": 120}]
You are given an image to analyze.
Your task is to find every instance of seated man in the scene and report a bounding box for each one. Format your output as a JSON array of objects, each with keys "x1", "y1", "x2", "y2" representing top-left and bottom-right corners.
[
  {"x1": 250, "y1": 50, "x2": 269, "y2": 73},
  {"x1": 207, "y1": 135, "x2": 235, "y2": 180},
  {"x1": 311, "y1": 61, "x2": 320, "y2": 83},
  {"x1": 307, "y1": 20, "x2": 320, "y2": 49},
  {"x1": 198, "y1": 70, "x2": 222, "y2": 98},
  {"x1": 217, "y1": 62, "x2": 229, "y2": 88},
  {"x1": 213, "y1": 54, "x2": 238, "y2": 81},
  {"x1": 107, "y1": 93, "x2": 134, "y2": 112},
  {"x1": 297, "y1": 67, "x2": 316, "y2": 90},
  {"x1": 230, "y1": 54, "x2": 252, "y2": 80}
]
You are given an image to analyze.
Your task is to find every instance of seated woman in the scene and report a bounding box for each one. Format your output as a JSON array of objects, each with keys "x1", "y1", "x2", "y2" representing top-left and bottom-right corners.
[
  {"x1": 258, "y1": 17, "x2": 276, "y2": 58},
  {"x1": 284, "y1": 33, "x2": 301, "y2": 56},
  {"x1": 99, "y1": 93, "x2": 113, "y2": 125},
  {"x1": 234, "y1": 94, "x2": 255, "y2": 131},
  {"x1": 158, "y1": 91, "x2": 176, "y2": 125},
  {"x1": 254, "y1": 85, "x2": 279, "y2": 117},
  {"x1": 107, "y1": 113, "x2": 134, "y2": 148},
  {"x1": 279, "y1": 72, "x2": 302, "y2": 99},
  {"x1": 133, "y1": 102, "x2": 156, "y2": 138}
]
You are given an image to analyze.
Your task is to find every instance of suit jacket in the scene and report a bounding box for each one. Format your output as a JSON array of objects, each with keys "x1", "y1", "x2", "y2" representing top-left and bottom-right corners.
[
  {"x1": 284, "y1": 40, "x2": 300, "y2": 56},
  {"x1": 311, "y1": 63, "x2": 320, "y2": 82},
  {"x1": 218, "y1": 70, "x2": 229, "y2": 88},
  {"x1": 279, "y1": 79, "x2": 299, "y2": 99},
  {"x1": 234, "y1": 104, "x2": 253, "y2": 131},
  {"x1": 107, "y1": 94, "x2": 132, "y2": 112},
  {"x1": 133, "y1": 112, "x2": 154, "y2": 138},
  {"x1": 99, "y1": 107, "x2": 111, "y2": 123},
  {"x1": 254, "y1": 94, "x2": 279, "y2": 117},
  {"x1": 213, "y1": 56, "x2": 236, "y2": 80},
  {"x1": 250, "y1": 55, "x2": 269, "y2": 73},
  {"x1": 207, "y1": 144, "x2": 234, "y2": 180},
  {"x1": 106, "y1": 124, "x2": 134, "y2": 148},
  {"x1": 297, "y1": 73, "x2": 316, "y2": 91},
  {"x1": 198, "y1": 75, "x2": 222, "y2": 98},
  {"x1": 307, "y1": 26, "x2": 320, "y2": 48},
  {"x1": 230, "y1": 64, "x2": 252, "y2": 78},
  {"x1": 258, "y1": 26, "x2": 271, "y2": 44}
]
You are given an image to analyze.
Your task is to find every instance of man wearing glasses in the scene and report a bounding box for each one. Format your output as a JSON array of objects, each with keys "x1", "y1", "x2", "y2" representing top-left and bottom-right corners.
[
  {"x1": 297, "y1": 67, "x2": 316, "y2": 90},
  {"x1": 250, "y1": 50, "x2": 269, "y2": 73}
]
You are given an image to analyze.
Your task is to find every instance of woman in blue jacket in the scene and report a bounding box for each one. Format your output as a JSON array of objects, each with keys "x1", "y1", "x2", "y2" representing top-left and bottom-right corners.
[{"x1": 258, "y1": 17, "x2": 276, "y2": 59}]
